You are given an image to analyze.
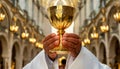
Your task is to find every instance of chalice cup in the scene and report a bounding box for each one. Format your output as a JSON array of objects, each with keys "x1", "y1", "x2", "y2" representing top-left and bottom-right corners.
[{"x1": 47, "y1": 0, "x2": 78, "y2": 54}]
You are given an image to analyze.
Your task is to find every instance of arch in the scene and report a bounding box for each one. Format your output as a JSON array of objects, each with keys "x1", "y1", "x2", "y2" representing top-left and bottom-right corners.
[
  {"x1": 11, "y1": 45, "x2": 16, "y2": 69},
  {"x1": 0, "y1": 41, "x2": 3, "y2": 69},
  {"x1": 0, "y1": 34, "x2": 8, "y2": 69},
  {"x1": 12, "y1": 39, "x2": 21, "y2": 54},
  {"x1": 12, "y1": 42, "x2": 21, "y2": 57},
  {"x1": 24, "y1": 26, "x2": 31, "y2": 37},
  {"x1": 0, "y1": 2, "x2": 11, "y2": 69},
  {"x1": 30, "y1": 47, "x2": 41, "y2": 60},
  {"x1": 22, "y1": 46, "x2": 29, "y2": 67},
  {"x1": 107, "y1": 6, "x2": 118, "y2": 34},
  {"x1": 11, "y1": 41, "x2": 21, "y2": 69},
  {"x1": 99, "y1": 42, "x2": 107, "y2": 64},
  {"x1": 109, "y1": 36, "x2": 120, "y2": 69},
  {"x1": 96, "y1": 18, "x2": 105, "y2": 39},
  {"x1": 87, "y1": 25, "x2": 93, "y2": 34},
  {"x1": 88, "y1": 26, "x2": 93, "y2": 39},
  {"x1": 109, "y1": 33, "x2": 120, "y2": 48},
  {"x1": 31, "y1": 48, "x2": 35, "y2": 59},
  {"x1": 26, "y1": 20, "x2": 33, "y2": 32},
  {"x1": 91, "y1": 47, "x2": 96, "y2": 56},
  {"x1": 0, "y1": 34, "x2": 8, "y2": 57},
  {"x1": 96, "y1": 18, "x2": 103, "y2": 33},
  {"x1": 0, "y1": 2, "x2": 12, "y2": 31},
  {"x1": 16, "y1": 19, "x2": 23, "y2": 36},
  {"x1": 87, "y1": 46, "x2": 97, "y2": 56},
  {"x1": 22, "y1": 43, "x2": 34, "y2": 67}
]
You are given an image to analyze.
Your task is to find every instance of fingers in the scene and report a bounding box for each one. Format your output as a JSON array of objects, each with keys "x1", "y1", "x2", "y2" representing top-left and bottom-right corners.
[
  {"x1": 42, "y1": 33, "x2": 59, "y2": 60},
  {"x1": 63, "y1": 33, "x2": 80, "y2": 39},
  {"x1": 42, "y1": 33, "x2": 81, "y2": 58},
  {"x1": 42, "y1": 33, "x2": 56, "y2": 42},
  {"x1": 62, "y1": 39, "x2": 81, "y2": 57},
  {"x1": 62, "y1": 40, "x2": 80, "y2": 51},
  {"x1": 62, "y1": 33, "x2": 81, "y2": 48},
  {"x1": 42, "y1": 33, "x2": 59, "y2": 54},
  {"x1": 62, "y1": 33, "x2": 81, "y2": 57},
  {"x1": 47, "y1": 40, "x2": 59, "y2": 51},
  {"x1": 62, "y1": 37, "x2": 80, "y2": 45},
  {"x1": 62, "y1": 40, "x2": 76, "y2": 49},
  {"x1": 43, "y1": 36, "x2": 59, "y2": 48}
]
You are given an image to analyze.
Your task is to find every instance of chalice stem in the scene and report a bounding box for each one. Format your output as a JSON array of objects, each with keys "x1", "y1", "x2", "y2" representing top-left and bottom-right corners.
[
  {"x1": 58, "y1": 30, "x2": 65, "y2": 51},
  {"x1": 59, "y1": 33, "x2": 62, "y2": 50}
]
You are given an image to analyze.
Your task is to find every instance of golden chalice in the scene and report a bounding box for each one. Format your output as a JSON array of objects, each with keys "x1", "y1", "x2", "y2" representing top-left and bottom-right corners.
[{"x1": 47, "y1": 0, "x2": 78, "y2": 54}]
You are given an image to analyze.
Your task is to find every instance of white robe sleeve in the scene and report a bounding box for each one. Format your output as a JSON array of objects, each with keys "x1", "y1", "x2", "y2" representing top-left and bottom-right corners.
[
  {"x1": 65, "y1": 47, "x2": 111, "y2": 69},
  {"x1": 23, "y1": 47, "x2": 111, "y2": 69},
  {"x1": 23, "y1": 50, "x2": 48, "y2": 69},
  {"x1": 45, "y1": 53, "x2": 59, "y2": 69}
]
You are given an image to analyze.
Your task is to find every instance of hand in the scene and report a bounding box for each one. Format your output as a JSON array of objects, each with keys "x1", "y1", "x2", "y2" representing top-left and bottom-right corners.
[
  {"x1": 42, "y1": 33, "x2": 59, "y2": 60},
  {"x1": 62, "y1": 33, "x2": 81, "y2": 57}
]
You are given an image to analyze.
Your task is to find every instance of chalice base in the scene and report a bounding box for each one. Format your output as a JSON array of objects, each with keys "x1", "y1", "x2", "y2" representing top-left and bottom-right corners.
[{"x1": 49, "y1": 49, "x2": 68, "y2": 54}]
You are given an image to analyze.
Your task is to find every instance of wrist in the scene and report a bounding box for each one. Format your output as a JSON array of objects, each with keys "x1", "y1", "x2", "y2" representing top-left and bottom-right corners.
[
  {"x1": 72, "y1": 46, "x2": 81, "y2": 58},
  {"x1": 48, "y1": 55, "x2": 56, "y2": 61},
  {"x1": 47, "y1": 52, "x2": 58, "y2": 61}
]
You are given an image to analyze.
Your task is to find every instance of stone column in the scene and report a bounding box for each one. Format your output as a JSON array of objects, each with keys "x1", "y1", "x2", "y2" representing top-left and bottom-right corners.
[
  {"x1": 108, "y1": 57, "x2": 115, "y2": 69},
  {"x1": 2, "y1": 46, "x2": 11, "y2": 69},
  {"x1": 2, "y1": 57, "x2": 9, "y2": 69},
  {"x1": 22, "y1": 45, "x2": 33, "y2": 67},
  {"x1": 118, "y1": 24, "x2": 120, "y2": 40},
  {"x1": 105, "y1": 32, "x2": 109, "y2": 65},
  {"x1": 23, "y1": 57, "x2": 31, "y2": 66},
  {"x1": 15, "y1": 53, "x2": 23, "y2": 69},
  {"x1": 95, "y1": 39, "x2": 99, "y2": 58}
]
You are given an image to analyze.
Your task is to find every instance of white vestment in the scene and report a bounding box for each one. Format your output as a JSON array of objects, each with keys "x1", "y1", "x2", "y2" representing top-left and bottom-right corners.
[{"x1": 23, "y1": 47, "x2": 111, "y2": 69}]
